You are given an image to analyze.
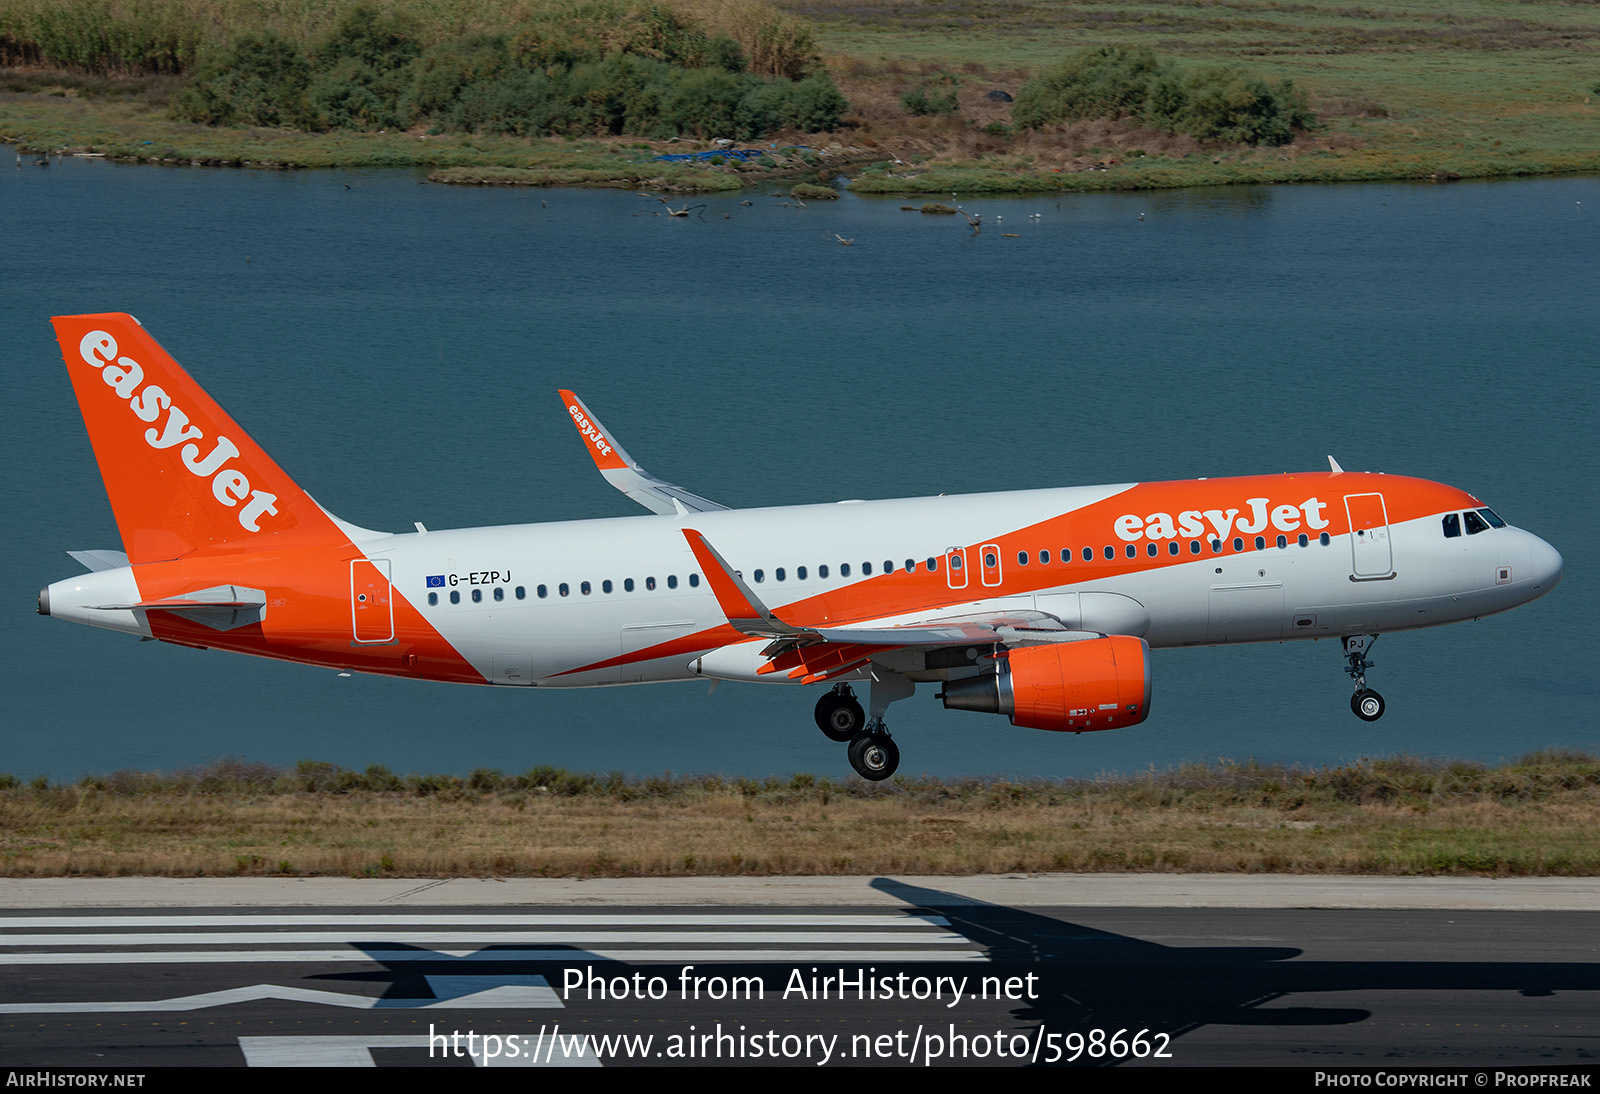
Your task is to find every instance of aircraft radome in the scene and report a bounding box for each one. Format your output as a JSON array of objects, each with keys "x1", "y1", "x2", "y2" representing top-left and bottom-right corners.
[{"x1": 40, "y1": 313, "x2": 1565, "y2": 780}]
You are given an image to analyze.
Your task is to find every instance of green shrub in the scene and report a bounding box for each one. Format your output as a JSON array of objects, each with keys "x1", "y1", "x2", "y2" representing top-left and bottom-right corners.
[
  {"x1": 174, "y1": 32, "x2": 312, "y2": 127},
  {"x1": 1013, "y1": 46, "x2": 1164, "y2": 129},
  {"x1": 1145, "y1": 65, "x2": 1314, "y2": 146},
  {"x1": 790, "y1": 181, "x2": 836, "y2": 199},
  {"x1": 1014, "y1": 45, "x2": 1314, "y2": 146}
]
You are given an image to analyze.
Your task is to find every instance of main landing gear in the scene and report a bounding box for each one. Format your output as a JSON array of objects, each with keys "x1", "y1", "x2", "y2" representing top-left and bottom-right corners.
[
  {"x1": 814, "y1": 676, "x2": 911, "y2": 781},
  {"x1": 1343, "y1": 634, "x2": 1385, "y2": 722}
]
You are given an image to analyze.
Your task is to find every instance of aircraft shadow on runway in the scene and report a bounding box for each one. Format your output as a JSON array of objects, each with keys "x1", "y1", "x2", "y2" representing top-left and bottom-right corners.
[{"x1": 289, "y1": 879, "x2": 1600, "y2": 1067}]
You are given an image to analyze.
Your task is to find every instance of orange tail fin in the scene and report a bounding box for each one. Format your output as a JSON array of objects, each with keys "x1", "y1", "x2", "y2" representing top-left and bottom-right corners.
[{"x1": 52, "y1": 313, "x2": 343, "y2": 563}]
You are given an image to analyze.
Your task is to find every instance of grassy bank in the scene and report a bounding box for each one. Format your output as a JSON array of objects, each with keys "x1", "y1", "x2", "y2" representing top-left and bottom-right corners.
[
  {"x1": 5, "y1": 0, "x2": 1599, "y2": 191},
  {"x1": 3, "y1": 753, "x2": 1598, "y2": 878}
]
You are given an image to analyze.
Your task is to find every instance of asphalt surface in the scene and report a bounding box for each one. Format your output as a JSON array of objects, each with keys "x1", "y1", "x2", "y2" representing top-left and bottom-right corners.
[{"x1": 3, "y1": 876, "x2": 1597, "y2": 1068}]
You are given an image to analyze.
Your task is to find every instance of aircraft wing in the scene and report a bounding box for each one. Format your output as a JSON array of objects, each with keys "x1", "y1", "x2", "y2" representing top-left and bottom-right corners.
[
  {"x1": 560, "y1": 390, "x2": 728, "y2": 516},
  {"x1": 683, "y1": 528, "x2": 1110, "y2": 674}
]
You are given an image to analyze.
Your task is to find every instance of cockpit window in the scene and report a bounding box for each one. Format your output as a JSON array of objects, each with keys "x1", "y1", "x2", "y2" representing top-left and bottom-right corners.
[
  {"x1": 1464, "y1": 510, "x2": 1489, "y2": 535},
  {"x1": 1442, "y1": 513, "x2": 1461, "y2": 538},
  {"x1": 1478, "y1": 508, "x2": 1506, "y2": 528}
]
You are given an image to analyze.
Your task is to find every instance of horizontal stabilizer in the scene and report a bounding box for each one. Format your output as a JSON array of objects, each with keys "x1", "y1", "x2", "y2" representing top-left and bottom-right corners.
[
  {"x1": 560, "y1": 390, "x2": 727, "y2": 516},
  {"x1": 67, "y1": 549, "x2": 130, "y2": 573},
  {"x1": 94, "y1": 585, "x2": 267, "y2": 632}
]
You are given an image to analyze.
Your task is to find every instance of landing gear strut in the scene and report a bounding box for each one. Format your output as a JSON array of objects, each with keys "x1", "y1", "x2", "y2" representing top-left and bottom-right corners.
[
  {"x1": 814, "y1": 683, "x2": 865, "y2": 743},
  {"x1": 1343, "y1": 634, "x2": 1385, "y2": 722},
  {"x1": 822, "y1": 673, "x2": 912, "y2": 781}
]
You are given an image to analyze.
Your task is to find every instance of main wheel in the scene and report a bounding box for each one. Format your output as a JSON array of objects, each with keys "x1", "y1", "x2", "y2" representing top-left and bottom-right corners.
[
  {"x1": 814, "y1": 693, "x2": 865, "y2": 743},
  {"x1": 848, "y1": 732, "x2": 899, "y2": 781},
  {"x1": 1351, "y1": 689, "x2": 1386, "y2": 722}
]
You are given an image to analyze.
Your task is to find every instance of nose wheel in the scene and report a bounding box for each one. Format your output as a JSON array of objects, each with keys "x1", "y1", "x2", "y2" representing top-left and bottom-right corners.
[
  {"x1": 1352, "y1": 689, "x2": 1385, "y2": 721},
  {"x1": 1343, "y1": 634, "x2": 1385, "y2": 721}
]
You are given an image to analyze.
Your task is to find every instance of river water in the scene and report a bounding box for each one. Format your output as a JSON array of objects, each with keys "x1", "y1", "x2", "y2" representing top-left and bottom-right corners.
[{"x1": 3, "y1": 151, "x2": 1596, "y2": 780}]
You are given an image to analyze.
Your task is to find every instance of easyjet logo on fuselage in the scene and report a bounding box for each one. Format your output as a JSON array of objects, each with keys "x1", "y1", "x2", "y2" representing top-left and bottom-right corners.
[
  {"x1": 1115, "y1": 497, "x2": 1330, "y2": 543},
  {"x1": 567, "y1": 404, "x2": 613, "y2": 458},
  {"x1": 79, "y1": 330, "x2": 280, "y2": 533}
]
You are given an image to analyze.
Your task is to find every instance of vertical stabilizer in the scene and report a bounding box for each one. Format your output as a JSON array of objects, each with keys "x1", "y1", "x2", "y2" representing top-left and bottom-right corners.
[{"x1": 51, "y1": 313, "x2": 345, "y2": 563}]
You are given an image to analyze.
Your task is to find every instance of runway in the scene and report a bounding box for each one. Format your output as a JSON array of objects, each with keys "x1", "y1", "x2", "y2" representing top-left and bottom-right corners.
[{"x1": 3, "y1": 876, "x2": 1597, "y2": 1067}]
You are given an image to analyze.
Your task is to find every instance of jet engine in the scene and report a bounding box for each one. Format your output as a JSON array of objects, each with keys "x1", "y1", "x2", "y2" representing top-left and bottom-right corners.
[{"x1": 937, "y1": 636, "x2": 1151, "y2": 732}]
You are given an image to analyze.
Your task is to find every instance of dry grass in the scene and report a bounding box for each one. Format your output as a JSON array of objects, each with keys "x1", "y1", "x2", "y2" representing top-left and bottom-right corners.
[{"x1": 4, "y1": 754, "x2": 1599, "y2": 878}]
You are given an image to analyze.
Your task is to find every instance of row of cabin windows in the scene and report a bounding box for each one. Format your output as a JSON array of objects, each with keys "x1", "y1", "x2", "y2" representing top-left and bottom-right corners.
[
  {"x1": 423, "y1": 529, "x2": 1348, "y2": 607},
  {"x1": 427, "y1": 573, "x2": 701, "y2": 606},
  {"x1": 1442, "y1": 508, "x2": 1506, "y2": 539},
  {"x1": 1009, "y1": 533, "x2": 1333, "y2": 566}
]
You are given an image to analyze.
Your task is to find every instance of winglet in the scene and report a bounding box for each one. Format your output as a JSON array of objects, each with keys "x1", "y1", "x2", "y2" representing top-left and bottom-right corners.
[
  {"x1": 559, "y1": 389, "x2": 633, "y2": 472},
  {"x1": 559, "y1": 390, "x2": 729, "y2": 516},
  {"x1": 682, "y1": 528, "x2": 808, "y2": 638},
  {"x1": 1328, "y1": 455, "x2": 1345, "y2": 474}
]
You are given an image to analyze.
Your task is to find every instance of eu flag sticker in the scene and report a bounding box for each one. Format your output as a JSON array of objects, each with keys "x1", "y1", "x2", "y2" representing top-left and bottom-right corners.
[{"x1": 426, "y1": 575, "x2": 446, "y2": 588}]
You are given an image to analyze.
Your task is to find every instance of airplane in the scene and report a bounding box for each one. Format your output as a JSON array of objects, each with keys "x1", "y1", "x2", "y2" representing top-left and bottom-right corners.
[{"x1": 39, "y1": 313, "x2": 1564, "y2": 780}]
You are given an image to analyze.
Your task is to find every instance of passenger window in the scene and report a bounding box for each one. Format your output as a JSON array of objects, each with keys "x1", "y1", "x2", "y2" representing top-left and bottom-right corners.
[
  {"x1": 602, "y1": 580, "x2": 613, "y2": 593},
  {"x1": 862, "y1": 562, "x2": 872, "y2": 575},
  {"x1": 665, "y1": 576, "x2": 675, "y2": 589},
  {"x1": 624, "y1": 578, "x2": 634, "y2": 592},
  {"x1": 1190, "y1": 540, "x2": 1201, "y2": 555},
  {"x1": 1211, "y1": 539, "x2": 1222, "y2": 553},
  {"x1": 1146, "y1": 543, "x2": 1158, "y2": 557},
  {"x1": 1169, "y1": 541, "x2": 1180, "y2": 556},
  {"x1": 1125, "y1": 544, "x2": 1137, "y2": 559},
  {"x1": 840, "y1": 563, "x2": 851, "y2": 577},
  {"x1": 817, "y1": 565, "x2": 827, "y2": 579},
  {"x1": 905, "y1": 559, "x2": 915, "y2": 573},
  {"x1": 775, "y1": 568, "x2": 785, "y2": 582},
  {"x1": 1255, "y1": 536, "x2": 1266, "y2": 550},
  {"x1": 472, "y1": 588, "x2": 482, "y2": 602},
  {"x1": 428, "y1": 592, "x2": 438, "y2": 606},
  {"x1": 1276, "y1": 535, "x2": 1287, "y2": 549},
  {"x1": 1464, "y1": 511, "x2": 1489, "y2": 535},
  {"x1": 926, "y1": 557, "x2": 938, "y2": 572},
  {"x1": 1040, "y1": 550, "x2": 1050, "y2": 564},
  {"x1": 516, "y1": 586, "x2": 526, "y2": 600},
  {"x1": 1017, "y1": 551, "x2": 1029, "y2": 566},
  {"x1": 494, "y1": 587, "x2": 504, "y2": 601},
  {"x1": 450, "y1": 590, "x2": 460, "y2": 604},
  {"x1": 1479, "y1": 508, "x2": 1507, "y2": 528},
  {"x1": 581, "y1": 581, "x2": 591, "y2": 595},
  {"x1": 1104, "y1": 546, "x2": 1114, "y2": 560},
  {"x1": 1298, "y1": 534, "x2": 1308, "y2": 547},
  {"x1": 1320, "y1": 532, "x2": 1330, "y2": 545},
  {"x1": 1233, "y1": 538, "x2": 1243, "y2": 552},
  {"x1": 537, "y1": 584, "x2": 548, "y2": 598},
  {"x1": 1442, "y1": 513, "x2": 1461, "y2": 538},
  {"x1": 885, "y1": 560, "x2": 894, "y2": 574},
  {"x1": 1084, "y1": 547, "x2": 1094, "y2": 562},
  {"x1": 559, "y1": 583, "x2": 569, "y2": 597},
  {"x1": 689, "y1": 574, "x2": 700, "y2": 587},
  {"x1": 984, "y1": 552, "x2": 997, "y2": 568}
]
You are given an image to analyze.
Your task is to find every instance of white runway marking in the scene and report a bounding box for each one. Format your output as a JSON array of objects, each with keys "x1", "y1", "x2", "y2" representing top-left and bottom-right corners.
[
  {"x1": 2, "y1": 914, "x2": 951, "y2": 928},
  {"x1": 237, "y1": 1033, "x2": 599, "y2": 1067},
  {"x1": 0, "y1": 947, "x2": 987, "y2": 965},
  {"x1": 0, "y1": 974, "x2": 559, "y2": 1013}
]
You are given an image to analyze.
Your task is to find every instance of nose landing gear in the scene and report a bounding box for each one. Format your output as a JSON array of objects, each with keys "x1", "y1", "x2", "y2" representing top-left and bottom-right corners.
[{"x1": 1343, "y1": 634, "x2": 1385, "y2": 722}]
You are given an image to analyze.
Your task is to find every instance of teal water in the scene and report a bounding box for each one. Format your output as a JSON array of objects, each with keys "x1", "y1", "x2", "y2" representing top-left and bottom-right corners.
[{"x1": 3, "y1": 152, "x2": 1596, "y2": 780}]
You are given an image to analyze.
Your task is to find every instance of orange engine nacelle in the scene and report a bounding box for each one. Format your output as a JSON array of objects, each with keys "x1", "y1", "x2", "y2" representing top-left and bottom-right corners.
[{"x1": 938, "y1": 636, "x2": 1152, "y2": 732}]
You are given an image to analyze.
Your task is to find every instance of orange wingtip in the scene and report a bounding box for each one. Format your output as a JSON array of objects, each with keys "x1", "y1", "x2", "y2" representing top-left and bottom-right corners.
[
  {"x1": 681, "y1": 528, "x2": 764, "y2": 622},
  {"x1": 558, "y1": 390, "x2": 630, "y2": 471}
]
